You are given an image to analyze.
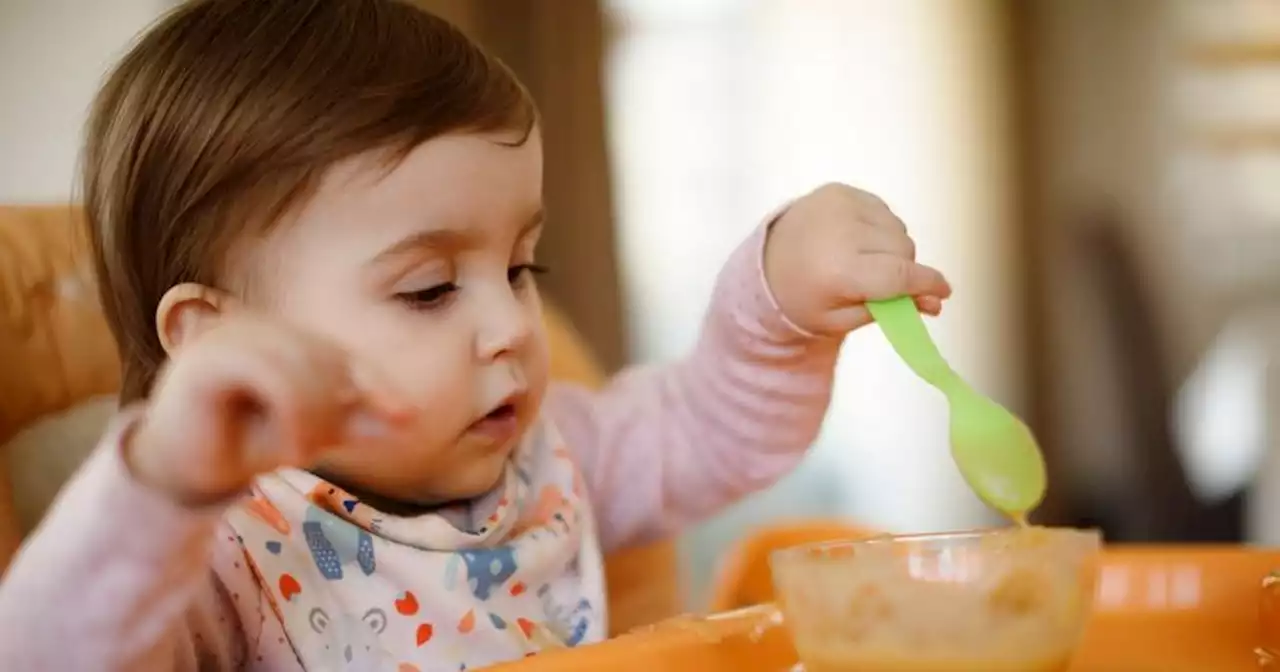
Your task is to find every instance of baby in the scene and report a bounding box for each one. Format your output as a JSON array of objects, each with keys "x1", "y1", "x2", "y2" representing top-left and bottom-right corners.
[{"x1": 0, "y1": 1, "x2": 949, "y2": 670}]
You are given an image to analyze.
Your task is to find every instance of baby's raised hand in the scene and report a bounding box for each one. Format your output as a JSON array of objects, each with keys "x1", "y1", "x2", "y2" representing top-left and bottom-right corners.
[
  {"x1": 125, "y1": 314, "x2": 412, "y2": 504},
  {"x1": 765, "y1": 183, "x2": 953, "y2": 337}
]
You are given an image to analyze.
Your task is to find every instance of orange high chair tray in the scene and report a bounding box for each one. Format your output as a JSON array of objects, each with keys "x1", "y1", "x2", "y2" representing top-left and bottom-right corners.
[{"x1": 488, "y1": 522, "x2": 1280, "y2": 671}]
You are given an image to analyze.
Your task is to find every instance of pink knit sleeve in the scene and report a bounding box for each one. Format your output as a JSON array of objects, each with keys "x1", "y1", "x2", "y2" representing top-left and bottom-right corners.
[
  {"x1": 0, "y1": 409, "x2": 299, "y2": 671},
  {"x1": 546, "y1": 215, "x2": 841, "y2": 552}
]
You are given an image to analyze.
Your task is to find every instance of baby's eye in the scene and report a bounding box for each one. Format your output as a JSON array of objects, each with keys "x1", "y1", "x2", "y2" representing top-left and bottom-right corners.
[
  {"x1": 396, "y1": 282, "x2": 458, "y2": 310},
  {"x1": 508, "y1": 264, "x2": 549, "y2": 286}
]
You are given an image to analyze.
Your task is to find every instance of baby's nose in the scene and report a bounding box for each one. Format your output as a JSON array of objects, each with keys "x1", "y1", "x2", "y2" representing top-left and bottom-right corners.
[
  {"x1": 475, "y1": 297, "x2": 535, "y2": 361},
  {"x1": 344, "y1": 644, "x2": 353, "y2": 662}
]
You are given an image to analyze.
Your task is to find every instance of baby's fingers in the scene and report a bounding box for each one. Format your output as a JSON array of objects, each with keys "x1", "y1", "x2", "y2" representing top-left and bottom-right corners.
[
  {"x1": 218, "y1": 358, "x2": 326, "y2": 472},
  {"x1": 851, "y1": 254, "x2": 952, "y2": 302},
  {"x1": 915, "y1": 295, "x2": 944, "y2": 316},
  {"x1": 232, "y1": 350, "x2": 364, "y2": 467}
]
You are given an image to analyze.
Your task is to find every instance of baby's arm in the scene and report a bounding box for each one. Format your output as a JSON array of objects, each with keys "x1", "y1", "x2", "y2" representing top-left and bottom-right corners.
[
  {"x1": 0, "y1": 409, "x2": 290, "y2": 671},
  {"x1": 548, "y1": 214, "x2": 841, "y2": 552}
]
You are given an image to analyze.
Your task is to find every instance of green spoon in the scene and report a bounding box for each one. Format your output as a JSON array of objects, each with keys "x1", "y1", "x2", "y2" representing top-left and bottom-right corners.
[{"x1": 866, "y1": 296, "x2": 1047, "y2": 518}]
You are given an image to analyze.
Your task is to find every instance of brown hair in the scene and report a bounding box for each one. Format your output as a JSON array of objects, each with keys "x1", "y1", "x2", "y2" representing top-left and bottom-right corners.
[{"x1": 83, "y1": 0, "x2": 535, "y2": 403}]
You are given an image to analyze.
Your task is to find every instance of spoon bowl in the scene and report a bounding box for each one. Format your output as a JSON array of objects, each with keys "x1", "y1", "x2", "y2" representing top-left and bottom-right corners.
[
  {"x1": 947, "y1": 385, "x2": 1047, "y2": 516},
  {"x1": 867, "y1": 296, "x2": 1046, "y2": 516}
]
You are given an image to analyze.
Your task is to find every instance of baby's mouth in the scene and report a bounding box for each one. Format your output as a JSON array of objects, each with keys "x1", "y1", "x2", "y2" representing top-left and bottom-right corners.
[
  {"x1": 485, "y1": 404, "x2": 516, "y2": 422},
  {"x1": 468, "y1": 402, "x2": 520, "y2": 443}
]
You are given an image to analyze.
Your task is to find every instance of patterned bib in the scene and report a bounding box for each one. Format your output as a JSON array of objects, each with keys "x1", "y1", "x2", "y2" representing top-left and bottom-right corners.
[{"x1": 225, "y1": 416, "x2": 607, "y2": 672}]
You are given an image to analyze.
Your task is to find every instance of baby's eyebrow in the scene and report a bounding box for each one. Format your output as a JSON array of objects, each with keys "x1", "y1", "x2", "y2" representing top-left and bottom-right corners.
[
  {"x1": 371, "y1": 229, "x2": 469, "y2": 264},
  {"x1": 371, "y1": 208, "x2": 545, "y2": 264},
  {"x1": 521, "y1": 208, "x2": 546, "y2": 237}
]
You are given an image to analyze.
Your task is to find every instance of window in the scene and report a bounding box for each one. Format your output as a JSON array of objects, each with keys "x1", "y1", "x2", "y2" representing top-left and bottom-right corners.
[
  {"x1": 1166, "y1": 0, "x2": 1280, "y2": 293},
  {"x1": 604, "y1": 0, "x2": 1018, "y2": 603}
]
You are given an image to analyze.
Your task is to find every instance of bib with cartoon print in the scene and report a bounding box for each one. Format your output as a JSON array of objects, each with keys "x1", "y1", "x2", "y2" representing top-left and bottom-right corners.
[{"x1": 225, "y1": 416, "x2": 606, "y2": 672}]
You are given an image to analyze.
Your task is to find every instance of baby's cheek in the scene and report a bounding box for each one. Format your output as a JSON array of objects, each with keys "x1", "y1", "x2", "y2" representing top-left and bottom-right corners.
[
  {"x1": 528, "y1": 330, "x2": 551, "y2": 384},
  {"x1": 394, "y1": 347, "x2": 474, "y2": 407}
]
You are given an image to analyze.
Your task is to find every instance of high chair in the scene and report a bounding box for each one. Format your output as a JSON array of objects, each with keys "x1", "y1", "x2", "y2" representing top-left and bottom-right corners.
[
  {"x1": 0, "y1": 204, "x2": 680, "y2": 635},
  {"x1": 491, "y1": 519, "x2": 1280, "y2": 670},
  {"x1": 707, "y1": 518, "x2": 879, "y2": 612}
]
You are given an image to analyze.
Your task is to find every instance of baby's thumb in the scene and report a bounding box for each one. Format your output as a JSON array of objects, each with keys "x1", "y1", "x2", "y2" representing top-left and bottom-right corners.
[
  {"x1": 893, "y1": 260, "x2": 951, "y2": 300},
  {"x1": 854, "y1": 256, "x2": 951, "y2": 302}
]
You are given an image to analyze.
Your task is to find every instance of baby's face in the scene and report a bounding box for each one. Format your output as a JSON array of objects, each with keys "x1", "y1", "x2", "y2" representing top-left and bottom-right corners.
[{"x1": 234, "y1": 130, "x2": 549, "y2": 505}]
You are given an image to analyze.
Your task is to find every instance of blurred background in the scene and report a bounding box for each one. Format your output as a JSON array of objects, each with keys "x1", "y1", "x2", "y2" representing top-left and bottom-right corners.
[{"x1": 3, "y1": 0, "x2": 1280, "y2": 608}]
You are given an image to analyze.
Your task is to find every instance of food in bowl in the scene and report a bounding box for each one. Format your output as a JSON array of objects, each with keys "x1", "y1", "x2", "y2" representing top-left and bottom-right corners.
[{"x1": 770, "y1": 526, "x2": 1100, "y2": 672}]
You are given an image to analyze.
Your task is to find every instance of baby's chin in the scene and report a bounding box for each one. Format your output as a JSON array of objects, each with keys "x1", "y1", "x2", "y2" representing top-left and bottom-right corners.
[
  {"x1": 401, "y1": 464, "x2": 508, "y2": 508},
  {"x1": 316, "y1": 451, "x2": 510, "y2": 516}
]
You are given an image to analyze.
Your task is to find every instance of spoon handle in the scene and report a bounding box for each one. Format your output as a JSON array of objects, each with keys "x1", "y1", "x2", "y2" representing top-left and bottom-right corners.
[{"x1": 866, "y1": 297, "x2": 962, "y2": 391}]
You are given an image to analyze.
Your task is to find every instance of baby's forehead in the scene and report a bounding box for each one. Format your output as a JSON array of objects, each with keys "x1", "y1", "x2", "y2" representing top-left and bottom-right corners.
[{"x1": 234, "y1": 132, "x2": 544, "y2": 273}]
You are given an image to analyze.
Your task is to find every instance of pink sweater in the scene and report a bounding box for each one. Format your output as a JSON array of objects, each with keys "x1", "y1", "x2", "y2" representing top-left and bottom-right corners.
[{"x1": 0, "y1": 224, "x2": 839, "y2": 670}]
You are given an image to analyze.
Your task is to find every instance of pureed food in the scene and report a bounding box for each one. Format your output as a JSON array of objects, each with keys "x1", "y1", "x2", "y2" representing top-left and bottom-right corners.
[{"x1": 772, "y1": 526, "x2": 1099, "y2": 672}]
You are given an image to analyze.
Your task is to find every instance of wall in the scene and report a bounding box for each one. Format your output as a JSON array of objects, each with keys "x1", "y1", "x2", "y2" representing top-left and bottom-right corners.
[{"x1": 0, "y1": 0, "x2": 170, "y2": 202}]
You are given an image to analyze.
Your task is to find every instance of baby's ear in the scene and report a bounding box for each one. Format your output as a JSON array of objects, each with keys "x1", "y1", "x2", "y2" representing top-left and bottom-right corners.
[{"x1": 155, "y1": 282, "x2": 230, "y2": 354}]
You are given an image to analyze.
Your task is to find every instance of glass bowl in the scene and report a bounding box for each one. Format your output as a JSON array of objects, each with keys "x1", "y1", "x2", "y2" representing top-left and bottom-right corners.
[{"x1": 770, "y1": 527, "x2": 1101, "y2": 672}]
